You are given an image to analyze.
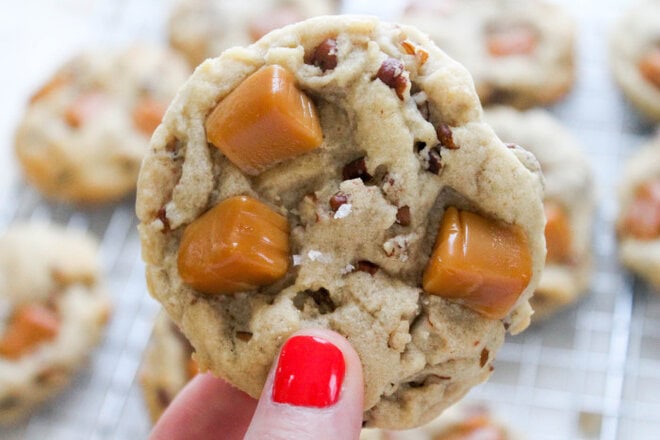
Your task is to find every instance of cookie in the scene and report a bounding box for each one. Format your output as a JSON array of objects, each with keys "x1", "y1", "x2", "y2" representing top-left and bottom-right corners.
[
  {"x1": 140, "y1": 311, "x2": 197, "y2": 422},
  {"x1": 136, "y1": 16, "x2": 546, "y2": 429},
  {"x1": 616, "y1": 134, "x2": 660, "y2": 289},
  {"x1": 399, "y1": 0, "x2": 575, "y2": 109},
  {"x1": 14, "y1": 45, "x2": 190, "y2": 204},
  {"x1": 168, "y1": 0, "x2": 338, "y2": 67},
  {"x1": 0, "y1": 223, "x2": 111, "y2": 424},
  {"x1": 609, "y1": 0, "x2": 660, "y2": 122},
  {"x1": 484, "y1": 107, "x2": 595, "y2": 321},
  {"x1": 360, "y1": 403, "x2": 520, "y2": 439}
]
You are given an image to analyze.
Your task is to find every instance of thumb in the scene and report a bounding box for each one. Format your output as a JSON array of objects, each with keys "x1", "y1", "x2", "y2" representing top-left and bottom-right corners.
[{"x1": 244, "y1": 329, "x2": 364, "y2": 440}]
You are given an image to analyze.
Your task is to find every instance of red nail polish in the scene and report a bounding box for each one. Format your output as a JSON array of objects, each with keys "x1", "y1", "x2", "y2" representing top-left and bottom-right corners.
[{"x1": 272, "y1": 335, "x2": 345, "y2": 408}]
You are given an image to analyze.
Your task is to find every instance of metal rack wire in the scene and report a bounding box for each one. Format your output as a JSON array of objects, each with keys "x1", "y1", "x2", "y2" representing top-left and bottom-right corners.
[{"x1": 0, "y1": 1, "x2": 658, "y2": 439}]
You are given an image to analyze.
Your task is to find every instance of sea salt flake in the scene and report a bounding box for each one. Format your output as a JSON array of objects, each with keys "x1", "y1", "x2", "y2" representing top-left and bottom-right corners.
[{"x1": 333, "y1": 203, "x2": 352, "y2": 219}]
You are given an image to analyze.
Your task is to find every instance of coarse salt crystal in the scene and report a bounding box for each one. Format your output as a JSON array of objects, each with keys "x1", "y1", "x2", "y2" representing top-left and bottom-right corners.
[
  {"x1": 334, "y1": 203, "x2": 352, "y2": 219},
  {"x1": 292, "y1": 255, "x2": 302, "y2": 266}
]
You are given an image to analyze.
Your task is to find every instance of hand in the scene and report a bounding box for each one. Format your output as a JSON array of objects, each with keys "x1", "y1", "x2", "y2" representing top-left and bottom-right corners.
[{"x1": 149, "y1": 329, "x2": 365, "y2": 440}]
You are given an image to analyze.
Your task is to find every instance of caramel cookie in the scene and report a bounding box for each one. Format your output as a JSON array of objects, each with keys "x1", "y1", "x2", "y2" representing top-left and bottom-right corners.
[
  {"x1": 0, "y1": 223, "x2": 111, "y2": 424},
  {"x1": 484, "y1": 107, "x2": 595, "y2": 321},
  {"x1": 617, "y1": 134, "x2": 660, "y2": 289},
  {"x1": 361, "y1": 403, "x2": 520, "y2": 439},
  {"x1": 610, "y1": 0, "x2": 660, "y2": 122},
  {"x1": 140, "y1": 311, "x2": 197, "y2": 423},
  {"x1": 137, "y1": 16, "x2": 545, "y2": 429},
  {"x1": 15, "y1": 45, "x2": 190, "y2": 204},
  {"x1": 168, "y1": 0, "x2": 338, "y2": 67},
  {"x1": 399, "y1": 0, "x2": 575, "y2": 109}
]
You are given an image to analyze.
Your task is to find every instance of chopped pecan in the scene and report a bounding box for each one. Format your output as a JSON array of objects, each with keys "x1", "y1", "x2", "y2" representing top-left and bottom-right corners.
[
  {"x1": 436, "y1": 123, "x2": 458, "y2": 149},
  {"x1": 306, "y1": 38, "x2": 338, "y2": 72},
  {"x1": 396, "y1": 206, "x2": 411, "y2": 226},
  {"x1": 329, "y1": 192, "x2": 348, "y2": 211},
  {"x1": 376, "y1": 58, "x2": 408, "y2": 100},
  {"x1": 342, "y1": 157, "x2": 372, "y2": 182},
  {"x1": 356, "y1": 260, "x2": 379, "y2": 275}
]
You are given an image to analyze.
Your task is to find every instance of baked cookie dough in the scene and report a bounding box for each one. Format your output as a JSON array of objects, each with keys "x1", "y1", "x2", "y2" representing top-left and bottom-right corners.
[
  {"x1": 140, "y1": 311, "x2": 197, "y2": 422},
  {"x1": 137, "y1": 16, "x2": 546, "y2": 429},
  {"x1": 0, "y1": 223, "x2": 111, "y2": 424},
  {"x1": 168, "y1": 0, "x2": 338, "y2": 67},
  {"x1": 360, "y1": 403, "x2": 520, "y2": 439},
  {"x1": 617, "y1": 134, "x2": 660, "y2": 289},
  {"x1": 610, "y1": 0, "x2": 660, "y2": 122},
  {"x1": 399, "y1": 0, "x2": 575, "y2": 109},
  {"x1": 484, "y1": 107, "x2": 595, "y2": 321},
  {"x1": 15, "y1": 45, "x2": 190, "y2": 204}
]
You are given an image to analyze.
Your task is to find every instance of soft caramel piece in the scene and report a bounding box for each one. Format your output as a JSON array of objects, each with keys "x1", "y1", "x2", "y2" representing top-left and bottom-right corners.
[
  {"x1": 620, "y1": 178, "x2": 660, "y2": 240},
  {"x1": 248, "y1": 7, "x2": 302, "y2": 41},
  {"x1": 0, "y1": 304, "x2": 60, "y2": 359},
  {"x1": 132, "y1": 97, "x2": 168, "y2": 136},
  {"x1": 422, "y1": 207, "x2": 532, "y2": 319},
  {"x1": 487, "y1": 25, "x2": 538, "y2": 57},
  {"x1": 64, "y1": 92, "x2": 107, "y2": 128},
  {"x1": 544, "y1": 200, "x2": 573, "y2": 263},
  {"x1": 205, "y1": 65, "x2": 323, "y2": 176},
  {"x1": 177, "y1": 195, "x2": 290, "y2": 294},
  {"x1": 639, "y1": 47, "x2": 660, "y2": 89}
]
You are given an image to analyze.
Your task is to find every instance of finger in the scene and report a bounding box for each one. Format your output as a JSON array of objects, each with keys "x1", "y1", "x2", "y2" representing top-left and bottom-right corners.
[
  {"x1": 244, "y1": 329, "x2": 364, "y2": 440},
  {"x1": 150, "y1": 373, "x2": 257, "y2": 440}
]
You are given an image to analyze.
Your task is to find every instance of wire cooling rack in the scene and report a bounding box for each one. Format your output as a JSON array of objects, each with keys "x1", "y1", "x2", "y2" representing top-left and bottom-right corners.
[{"x1": 0, "y1": 1, "x2": 658, "y2": 439}]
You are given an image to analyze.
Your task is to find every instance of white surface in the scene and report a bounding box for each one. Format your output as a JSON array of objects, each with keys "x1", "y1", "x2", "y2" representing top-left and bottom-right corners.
[{"x1": 0, "y1": 0, "x2": 658, "y2": 439}]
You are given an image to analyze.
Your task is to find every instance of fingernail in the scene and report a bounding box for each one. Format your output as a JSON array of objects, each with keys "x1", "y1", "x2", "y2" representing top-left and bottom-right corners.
[{"x1": 272, "y1": 335, "x2": 345, "y2": 408}]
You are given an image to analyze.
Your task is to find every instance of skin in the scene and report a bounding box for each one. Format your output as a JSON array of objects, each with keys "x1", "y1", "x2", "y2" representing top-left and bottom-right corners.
[{"x1": 150, "y1": 329, "x2": 365, "y2": 440}]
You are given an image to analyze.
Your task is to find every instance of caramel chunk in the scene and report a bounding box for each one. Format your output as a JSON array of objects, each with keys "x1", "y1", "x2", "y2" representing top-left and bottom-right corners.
[
  {"x1": 177, "y1": 195, "x2": 290, "y2": 294},
  {"x1": 205, "y1": 65, "x2": 323, "y2": 175},
  {"x1": 487, "y1": 25, "x2": 538, "y2": 57},
  {"x1": 0, "y1": 305, "x2": 60, "y2": 359},
  {"x1": 422, "y1": 207, "x2": 532, "y2": 319},
  {"x1": 64, "y1": 92, "x2": 107, "y2": 128},
  {"x1": 639, "y1": 47, "x2": 660, "y2": 89},
  {"x1": 620, "y1": 178, "x2": 660, "y2": 240},
  {"x1": 544, "y1": 200, "x2": 573, "y2": 263},
  {"x1": 133, "y1": 97, "x2": 168, "y2": 136}
]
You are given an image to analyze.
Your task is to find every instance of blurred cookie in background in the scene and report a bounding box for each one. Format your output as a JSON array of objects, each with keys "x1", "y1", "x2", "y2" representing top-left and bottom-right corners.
[
  {"x1": 617, "y1": 133, "x2": 660, "y2": 289},
  {"x1": 399, "y1": 0, "x2": 575, "y2": 109},
  {"x1": 168, "y1": 0, "x2": 339, "y2": 67},
  {"x1": 14, "y1": 45, "x2": 190, "y2": 205},
  {"x1": 360, "y1": 403, "x2": 521, "y2": 439},
  {"x1": 0, "y1": 223, "x2": 111, "y2": 424},
  {"x1": 484, "y1": 107, "x2": 595, "y2": 321},
  {"x1": 140, "y1": 311, "x2": 197, "y2": 423},
  {"x1": 609, "y1": 0, "x2": 660, "y2": 122}
]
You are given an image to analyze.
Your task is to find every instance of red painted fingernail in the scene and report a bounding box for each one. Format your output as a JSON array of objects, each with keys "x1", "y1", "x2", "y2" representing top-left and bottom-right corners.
[{"x1": 272, "y1": 335, "x2": 345, "y2": 408}]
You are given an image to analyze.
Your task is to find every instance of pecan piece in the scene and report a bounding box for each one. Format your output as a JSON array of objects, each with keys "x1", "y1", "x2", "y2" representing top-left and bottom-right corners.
[
  {"x1": 376, "y1": 58, "x2": 408, "y2": 100},
  {"x1": 356, "y1": 260, "x2": 379, "y2": 275},
  {"x1": 329, "y1": 192, "x2": 348, "y2": 211},
  {"x1": 396, "y1": 205, "x2": 411, "y2": 226},
  {"x1": 436, "y1": 123, "x2": 458, "y2": 149},
  {"x1": 427, "y1": 147, "x2": 442, "y2": 175},
  {"x1": 342, "y1": 157, "x2": 372, "y2": 182},
  {"x1": 157, "y1": 207, "x2": 171, "y2": 232},
  {"x1": 306, "y1": 38, "x2": 338, "y2": 72}
]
